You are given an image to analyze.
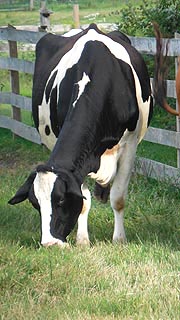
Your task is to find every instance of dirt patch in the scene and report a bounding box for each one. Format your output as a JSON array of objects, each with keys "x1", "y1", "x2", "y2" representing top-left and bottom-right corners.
[
  {"x1": 0, "y1": 153, "x2": 19, "y2": 169},
  {"x1": 0, "y1": 152, "x2": 39, "y2": 171}
]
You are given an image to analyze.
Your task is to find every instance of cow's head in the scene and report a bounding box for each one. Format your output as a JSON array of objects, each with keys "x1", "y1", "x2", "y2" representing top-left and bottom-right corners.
[{"x1": 8, "y1": 165, "x2": 84, "y2": 246}]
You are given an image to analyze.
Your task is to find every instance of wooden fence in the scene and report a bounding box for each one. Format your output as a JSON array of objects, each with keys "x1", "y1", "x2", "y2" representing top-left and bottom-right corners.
[{"x1": 0, "y1": 26, "x2": 180, "y2": 184}]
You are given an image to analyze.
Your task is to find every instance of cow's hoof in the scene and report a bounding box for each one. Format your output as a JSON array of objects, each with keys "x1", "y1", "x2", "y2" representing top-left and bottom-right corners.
[
  {"x1": 112, "y1": 237, "x2": 127, "y2": 245},
  {"x1": 42, "y1": 240, "x2": 69, "y2": 248},
  {"x1": 56, "y1": 240, "x2": 70, "y2": 248},
  {"x1": 42, "y1": 241, "x2": 56, "y2": 247},
  {"x1": 76, "y1": 235, "x2": 90, "y2": 246}
]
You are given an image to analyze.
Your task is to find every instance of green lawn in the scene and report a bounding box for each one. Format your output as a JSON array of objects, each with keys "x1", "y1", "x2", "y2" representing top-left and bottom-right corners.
[{"x1": 0, "y1": 128, "x2": 180, "y2": 319}]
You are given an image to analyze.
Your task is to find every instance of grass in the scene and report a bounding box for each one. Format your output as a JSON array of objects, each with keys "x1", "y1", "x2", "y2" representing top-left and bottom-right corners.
[
  {"x1": 1, "y1": 243, "x2": 179, "y2": 320},
  {"x1": 0, "y1": 0, "x2": 143, "y2": 27},
  {"x1": 0, "y1": 128, "x2": 180, "y2": 319}
]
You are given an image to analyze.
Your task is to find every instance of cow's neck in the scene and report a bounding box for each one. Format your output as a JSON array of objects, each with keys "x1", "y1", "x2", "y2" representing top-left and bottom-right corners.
[{"x1": 47, "y1": 119, "x2": 102, "y2": 184}]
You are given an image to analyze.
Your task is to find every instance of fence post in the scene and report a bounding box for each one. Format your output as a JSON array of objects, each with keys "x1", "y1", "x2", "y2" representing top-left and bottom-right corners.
[
  {"x1": 8, "y1": 25, "x2": 21, "y2": 138},
  {"x1": 175, "y1": 32, "x2": 180, "y2": 168},
  {"x1": 29, "y1": 0, "x2": 34, "y2": 11},
  {"x1": 39, "y1": 1, "x2": 53, "y2": 31},
  {"x1": 73, "y1": 3, "x2": 80, "y2": 28}
]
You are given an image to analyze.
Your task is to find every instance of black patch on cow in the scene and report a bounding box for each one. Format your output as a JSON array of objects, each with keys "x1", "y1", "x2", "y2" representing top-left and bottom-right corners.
[
  {"x1": 36, "y1": 164, "x2": 54, "y2": 173},
  {"x1": 50, "y1": 192, "x2": 83, "y2": 242},
  {"x1": 107, "y1": 33, "x2": 151, "y2": 103},
  {"x1": 49, "y1": 173, "x2": 84, "y2": 241},
  {"x1": 45, "y1": 125, "x2": 51, "y2": 135},
  {"x1": 45, "y1": 70, "x2": 58, "y2": 103},
  {"x1": 108, "y1": 30, "x2": 131, "y2": 44},
  {"x1": 50, "y1": 86, "x2": 59, "y2": 137},
  {"x1": 57, "y1": 65, "x2": 80, "y2": 128}
]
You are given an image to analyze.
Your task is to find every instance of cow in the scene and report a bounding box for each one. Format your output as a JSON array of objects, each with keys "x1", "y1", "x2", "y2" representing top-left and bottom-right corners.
[{"x1": 8, "y1": 23, "x2": 155, "y2": 247}]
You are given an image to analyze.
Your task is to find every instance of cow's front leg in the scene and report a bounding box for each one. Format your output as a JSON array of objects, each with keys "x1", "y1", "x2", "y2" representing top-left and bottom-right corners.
[{"x1": 76, "y1": 183, "x2": 91, "y2": 245}]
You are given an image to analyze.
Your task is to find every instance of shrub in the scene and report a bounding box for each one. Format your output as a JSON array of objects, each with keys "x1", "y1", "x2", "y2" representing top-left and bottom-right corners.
[{"x1": 118, "y1": 0, "x2": 180, "y2": 37}]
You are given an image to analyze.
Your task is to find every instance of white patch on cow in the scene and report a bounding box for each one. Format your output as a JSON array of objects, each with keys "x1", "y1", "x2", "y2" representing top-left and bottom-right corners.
[
  {"x1": 33, "y1": 171, "x2": 59, "y2": 246},
  {"x1": 89, "y1": 143, "x2": 121, "y2": 186},
  {"x1": 76, "y1": 184, "x2": 91, "y2": 245},
  {"x1": 130, "y1": 70, "x2": 151, "y2": 143},
  {"x1": 38, "y1": 103, "x2": 57, "y2": 151},
  {"x1": 73, "y1": 72, "x2": 90, "y2": 107}
]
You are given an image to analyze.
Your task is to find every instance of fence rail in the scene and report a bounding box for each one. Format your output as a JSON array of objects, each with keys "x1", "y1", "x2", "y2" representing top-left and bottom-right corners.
[{"x1": 0, "y1": 26, "x2": 180, "y2": 183}]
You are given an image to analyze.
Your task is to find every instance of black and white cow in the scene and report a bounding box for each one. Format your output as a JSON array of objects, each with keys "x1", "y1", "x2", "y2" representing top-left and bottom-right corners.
[{"x1": 9, "y1": 24, "x2": 153, "y2": 247}]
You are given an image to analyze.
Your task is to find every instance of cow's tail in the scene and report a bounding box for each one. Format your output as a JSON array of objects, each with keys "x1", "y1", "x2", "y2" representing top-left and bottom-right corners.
[{"x1": 153, "y1": 22, "x2": 180, "y2": 117}]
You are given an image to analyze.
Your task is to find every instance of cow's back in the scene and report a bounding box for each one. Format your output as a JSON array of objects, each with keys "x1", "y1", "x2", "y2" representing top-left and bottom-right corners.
[{"x1": 32, "y1": 24, "x2": 152, "y2": 151}]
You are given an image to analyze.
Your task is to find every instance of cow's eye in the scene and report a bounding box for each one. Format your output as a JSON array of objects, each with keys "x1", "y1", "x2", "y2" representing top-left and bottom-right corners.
[{"x1": 57, "y1": 198, "x2": 65, "y2": 207}]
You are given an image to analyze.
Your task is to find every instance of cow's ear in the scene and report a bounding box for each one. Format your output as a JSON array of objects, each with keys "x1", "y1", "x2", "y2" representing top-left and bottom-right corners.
[{"x1": 8, "y1": 172, "x2": 36, "y2": 205}]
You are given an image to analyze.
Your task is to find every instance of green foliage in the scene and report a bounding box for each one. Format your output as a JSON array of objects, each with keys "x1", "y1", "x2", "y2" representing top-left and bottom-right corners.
[
  {"x1": 118, "y1": 0, "x2": 180, "y2": 36},
  {"x1": 0, "y1": 0, "x2": 29, "y2": 11}
]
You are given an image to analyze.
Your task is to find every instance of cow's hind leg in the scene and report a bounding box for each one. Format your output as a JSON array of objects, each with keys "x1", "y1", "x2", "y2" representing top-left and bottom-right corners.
[
  {"x1": 110, "y1": 134, "x2": 138, "y2": 243},
  {"x1": 76, "y1": 183, "x2": 91, "y2": 245}
]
